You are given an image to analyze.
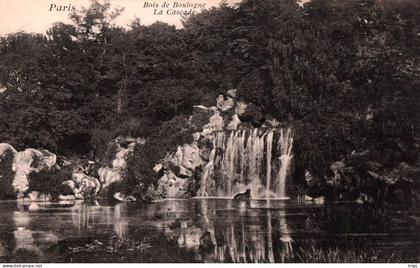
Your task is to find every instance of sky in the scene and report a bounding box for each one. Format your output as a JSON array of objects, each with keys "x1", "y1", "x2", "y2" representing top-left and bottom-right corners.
[{"x1": 0, "y1": 0, "x2": 241, "y2": 35}]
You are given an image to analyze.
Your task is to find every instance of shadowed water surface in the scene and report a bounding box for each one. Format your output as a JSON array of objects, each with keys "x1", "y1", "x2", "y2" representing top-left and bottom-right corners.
[{"x1": 0, "y1": 199, "x2": 418, "y2": 262}]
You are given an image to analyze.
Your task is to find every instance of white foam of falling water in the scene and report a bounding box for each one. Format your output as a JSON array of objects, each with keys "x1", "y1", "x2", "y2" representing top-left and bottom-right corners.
[
  {"x1": 265, "y1": 130, "x2": 274, "y2": 198},
  {"x1": 200, "y1": 150, "x2": 214, "y2": 197},
  {"x1": 198, "y1": 127, "x2": 293, "y2": 199},
  {"x1": 239, "y1": 130, "x2": 245, "y2": 183},
  {"x1": 276, "y1": 128, "x2": 293, "y2": 198},
  {"x1": 251, "y1": 129, "x2": 260, "y2": 182},
  {"x1": 225, "y1": 131, "x2": 235, "y2": 196},
  {"x1": 199, "y1": 133, "x2": 219, "y2": 197}
]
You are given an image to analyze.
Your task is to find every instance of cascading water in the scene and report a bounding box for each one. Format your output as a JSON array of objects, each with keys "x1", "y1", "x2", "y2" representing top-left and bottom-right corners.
[
  {"x1": 199, "y1": 127, "x2": 293, "y2": 199},
  {"x1": 265, "y1": 131, "x2": 274, "y2": 198},
  {"x1": 277, "y1": 129, "x2": 293, "y2": 198}
]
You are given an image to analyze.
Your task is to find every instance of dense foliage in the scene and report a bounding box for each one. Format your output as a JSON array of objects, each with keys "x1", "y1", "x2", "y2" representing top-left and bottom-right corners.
[
  {"x1": 0, "y1": 148, "x2": 15, "y2": 199},
  {"x1": 0, "y1": 0, "x2": 418, "y2": 198}
]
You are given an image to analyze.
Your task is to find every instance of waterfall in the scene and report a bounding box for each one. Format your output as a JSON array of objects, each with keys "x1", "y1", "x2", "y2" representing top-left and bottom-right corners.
[
  {"x1": 199, "y1": 127, "x2": 293, "y2": 199},
  {"x1": 277, "y1": 128, "x2": 293, "y2": 198},
  {"x1": 265, "y1": 131, "x2": 274, "y2": 198}
]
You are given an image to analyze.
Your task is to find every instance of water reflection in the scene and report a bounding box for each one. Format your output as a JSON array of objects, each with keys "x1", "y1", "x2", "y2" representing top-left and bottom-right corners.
[
  {"x1": 142, "y1": 199, "x2": 296, "y2": 263},
  {"x1": 0, "y1": 199, "x2": 418, "y2": 263}
]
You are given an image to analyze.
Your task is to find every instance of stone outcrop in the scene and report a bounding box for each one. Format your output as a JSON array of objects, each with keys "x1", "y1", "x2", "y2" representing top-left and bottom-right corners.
[
  {"x1": 98, "y1": 141, "x2": 137, "y2": 188},
  {"x1": 156, "y1": 170, "x2": 195, "y2": 198},
  {"x1": 0, "y1": 135, "x2": 148, "y2": 201},
  {"x1": 0, "y1": 143, "x2": 101, "y2": 200},
  {"x1": 12, "y1": 149, "x2": 56, "y2": 195},
  {"x1": 179, "y1": 144, "x2": 202, "y2": 171},
  {"x1": 154, "y1": 101, "x2": 227, "y2": 198},
  {"x1": 0, "y1": 144, "x2": 56, "y2": 198},
  {"x1": 216, "y1": 94, "x2": 234, "y2": 112},
  {"x1": 71, "y1": 172, "x2": 102, "y2": 199},
  {"x1": 152, "y1": 88, "x2": 292, "y2": 199}
]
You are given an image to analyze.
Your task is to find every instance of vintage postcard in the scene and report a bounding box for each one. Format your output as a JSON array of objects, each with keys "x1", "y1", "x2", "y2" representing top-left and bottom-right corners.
[{"x1": 0, "y1": 0, "x2": 419, "y2": 264}]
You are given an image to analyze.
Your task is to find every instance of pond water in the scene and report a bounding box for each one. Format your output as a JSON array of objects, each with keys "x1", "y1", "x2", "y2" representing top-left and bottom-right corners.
[{"x1": 0, "y1": 199, "x2": 418, "y2": 263}]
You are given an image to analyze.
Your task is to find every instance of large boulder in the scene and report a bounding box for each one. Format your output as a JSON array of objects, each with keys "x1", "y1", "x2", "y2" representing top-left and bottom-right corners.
[
  {"x1": 226, "y1": 89, "x2": 237, "y2": 98},
  {"x1": 11, "y1": 149, "x2": 56, "y2": 196},
  {"x1": 62, "y1": 180, "x2": 83, "y2": 199},
  {"x1": 97, "y1": 168, "x2": 121, "y2": 187},
  {"x1": 154, "y1": 165, "x2": 202, "y2": 199},
  {"x1": 180, "y1": 144, "x2": 202, "y2": 171},
  {"x1": 165, "y1": 143, "x2": 203, "y2": 174},
  {"x1": 10, "y1": 150, "x2": 35, "y2": 195},
  {"x1": 0, "y1": 143, "x2": 17, "y2": 157},
  {"x1": 156, "y1": 171, "x2": 190, "y2": 198},
  {"x1": 174, "y1": 165, "x2": 193, "y2": 178},
  {"x1": 72, "y1": 172, "x2": 102, "y2": 199},
  {"x1": 216, "y1": 94, "x2": 235, "y2": 112},
  {"x1": 204, "y1": 112, "x2": 224, "y2": 134},
  {"x1": 36, "y1": 150, "x2": 57, "y2": 171}
]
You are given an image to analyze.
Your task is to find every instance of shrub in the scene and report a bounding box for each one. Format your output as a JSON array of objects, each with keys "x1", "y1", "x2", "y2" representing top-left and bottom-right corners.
[
  {"x1": 27, "y1": 166, "x2": 73, "y2": 199},
  {"x1": 294, "y1": 246, "x2": 402, "y2": 263},
  {"x1": 310, "y1": 204, "x2": 396, "y2": 233},
  {"x1": 0, "y1": 148, "x2": 16, "y2": 199},
  {"x1": 125, "y1": 116, "x2": 194, "y2": 201}
]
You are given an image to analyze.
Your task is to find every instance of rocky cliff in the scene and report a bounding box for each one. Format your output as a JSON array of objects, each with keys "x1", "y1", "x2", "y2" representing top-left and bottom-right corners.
[{"x1": 149, "y1": 89, "x2": 294, "y2": 199}]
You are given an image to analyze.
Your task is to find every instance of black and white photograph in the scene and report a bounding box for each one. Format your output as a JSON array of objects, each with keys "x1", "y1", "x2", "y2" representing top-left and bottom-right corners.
[{"x1": 0, "y1": 0, "x2": 419, "y2": 264}]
